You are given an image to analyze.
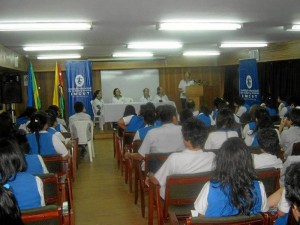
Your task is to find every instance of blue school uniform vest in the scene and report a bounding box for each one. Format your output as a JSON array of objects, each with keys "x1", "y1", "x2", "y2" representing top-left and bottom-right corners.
[
  {"x1": 126, "y1": 116, "x2": 144, "y2": 132},
  {"x1": 8, "y1": 172, "x2": 42, "y2": 210},
  {"x1": 155, "y1": 120, "x2": 162, "y2": 127},
  {"x1": 196, "y1": 113, "x2": 211, "y2": 127},
  {"x1": 25, "y1": 154, "x2": 44, "y2": 174},
  {"x1": 244, "y1": 104, "x2": 250, "y2": 113},
  {"x1": 266, "y1": 107, "x2": 277, "y2": 117},
  {"x1": 47, "y1": 127, "x2": 57, "y2": 135},
  {"x1": 205, "y1": 180, "x2": 262, "y2": 217},
  {"x1": 248, "y1": 121, "x2": 256, "y2": 130},
  {"x1": 16, "y1": 117, "x2": 29, "y2": 125},
  {"x1": 26, "y1": 132, "x2": 57, "y2": 155},
  {"x1": 138, "y1": 125, "x2": 156, "y2": 141},
  {"x1": 55, "y1": 124, "x2": 61, "y2": 132},
  {"x1": 251, "y1": 133, "x2": 259, "y2": 147},
  {"x1": 212, "y1": 110, "x2": 218, "y2": 120}
]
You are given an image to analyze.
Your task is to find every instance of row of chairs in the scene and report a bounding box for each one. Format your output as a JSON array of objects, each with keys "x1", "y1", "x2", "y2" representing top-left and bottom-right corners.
[
  {"x1": 113, "y1": 129, "x2": 287, "y2": 225},
  {"x1": 21, "y1": 137, "x2": 79, "y2": 225}
]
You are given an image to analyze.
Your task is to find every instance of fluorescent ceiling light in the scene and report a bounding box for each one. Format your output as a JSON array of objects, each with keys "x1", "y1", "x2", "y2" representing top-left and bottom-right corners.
[
  {"x1": 127, "y1": 42, "x2": 182, "y2": 49},
  {"x1": 158, "y1": 22, "x2": 242, "y2": 31},
  {"x1": 113, "y1": 52, "x2": 153, "y2": 57},
  {"x1": 24, "y1": 45, "x2": 84, "y2": 51},
  {"x1": 37, "y1": 54, "x2": 81, "y2": 60},
  {"x1": 183, "y1": 51, "x2": 220, "y2": 56},
  {"x1": 285, "y1": 25, "x2": 300, "y2": 31},
  {"x1": 0, "y1": 22, "x2": 92, "y2": 31},
  {"x1": 220, "y1": 42, "x2": 268, "y2": 48}
]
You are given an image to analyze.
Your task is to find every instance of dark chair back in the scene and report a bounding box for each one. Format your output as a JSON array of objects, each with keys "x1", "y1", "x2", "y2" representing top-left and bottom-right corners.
[
  {"x1": 42, "y1": 155, "x2": 69, "y2": 177},
  {"x1": 22, "y1": 205, "x2": 62, "y2": 225},
  {"x1": 145, "y1": 152, "x2": 172, "y2": 174},
  {"x1": 256, "y1": 168, "x2": 280, "y2": 197},
  {"x1": 35, "y1": 173, "x2": 59, "y2": 205},
  {"x1": 292, "y1": 142, "x2": 300, "y2": 156}
]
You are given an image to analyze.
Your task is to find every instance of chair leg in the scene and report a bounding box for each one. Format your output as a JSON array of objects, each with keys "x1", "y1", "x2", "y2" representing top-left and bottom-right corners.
[{"x1": 87, "y1": 142, "x2": 93, "y2": 162}]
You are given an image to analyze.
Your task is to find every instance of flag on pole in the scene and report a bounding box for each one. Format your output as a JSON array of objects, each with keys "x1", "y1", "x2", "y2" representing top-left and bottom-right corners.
[
  {"x1": 27, "y1": 63, "x2": 41, "y2": 109},
  {"x1": 52, "y1": 62, "x2": 65, "y2": 118}
]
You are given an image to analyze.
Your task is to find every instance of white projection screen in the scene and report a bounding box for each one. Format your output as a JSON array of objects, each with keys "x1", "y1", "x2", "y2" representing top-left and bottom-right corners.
[{"x1": 101, "y1": 69, "x2": 159, "y2": 103}]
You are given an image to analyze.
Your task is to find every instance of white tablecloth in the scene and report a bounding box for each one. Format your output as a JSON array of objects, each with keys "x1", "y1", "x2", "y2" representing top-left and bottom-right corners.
[{"x1": 102, "y1": 101, "x2": 176, "y2": 122}]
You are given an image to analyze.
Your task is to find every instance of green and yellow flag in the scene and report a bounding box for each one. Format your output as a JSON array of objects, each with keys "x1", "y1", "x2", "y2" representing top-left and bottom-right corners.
[{"x1": 26, "y1": 63, "x2": 41, "y2": 109}]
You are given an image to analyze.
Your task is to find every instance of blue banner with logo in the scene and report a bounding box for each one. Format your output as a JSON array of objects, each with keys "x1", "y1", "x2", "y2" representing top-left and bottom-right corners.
[
  {"x1": 65, "y1": 60, "x2": 93, "y2": 117},
  {"x1": 239, "y1": 59, "x2": 260, "y2": 106}
]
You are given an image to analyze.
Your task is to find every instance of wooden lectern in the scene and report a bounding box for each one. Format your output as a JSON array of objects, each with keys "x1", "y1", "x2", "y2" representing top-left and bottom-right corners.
[{"x1": 186, "y1": 85, "x2": 203, "y2": 111}]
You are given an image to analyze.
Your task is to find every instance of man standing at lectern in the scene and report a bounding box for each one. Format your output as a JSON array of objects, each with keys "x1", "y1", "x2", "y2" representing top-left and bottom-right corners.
[{"x1": 178, "y1": 71, "x2": 194, "y2": 109}]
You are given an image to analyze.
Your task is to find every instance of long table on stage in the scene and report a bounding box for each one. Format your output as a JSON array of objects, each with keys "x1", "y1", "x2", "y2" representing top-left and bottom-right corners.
[{"x1": 102, "y1": 101, "x2": 176, "y2": 122}]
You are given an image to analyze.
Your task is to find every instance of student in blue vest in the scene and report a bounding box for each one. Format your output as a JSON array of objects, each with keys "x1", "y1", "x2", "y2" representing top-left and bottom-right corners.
[
  {"x1": 16, "y1": 106, "x2": 37, "y2": 132},
  {"x1": 27, "y1": 112, "x2": 69, "y2": 158},
  {"x1": 196, "y1": 106, "x2": 215, "y2": 127},
  {"x1": 46, "y1": 109, "x2": 68, "y2": 145},
  {"x1": 0, "y1": 112, "x2": 48, "y2": 175},
  {"x1": 194, "y1": 137, "x2": 269, "y2": 216},
  {"x1": 0, "y1": 183, "x2": 23, "y2": 225},
  {"x1": 244, "y1": 108, "x2": 276, "y2": 147},
  {"x1": 117, "y1": 104, "x2": 145, "y2": 132},
  {"x1": 0, "y1": 138, "x2": 45, "y2": 210},
  {"x1": 47, "y1": 105, "x2": 67, "y2": 132},
  {"x1": 234, "y1": 96, "x2": 249, "y2": 118},
  {"x1": 133, "y1": 106, "x2": 157, "y2": 141}
]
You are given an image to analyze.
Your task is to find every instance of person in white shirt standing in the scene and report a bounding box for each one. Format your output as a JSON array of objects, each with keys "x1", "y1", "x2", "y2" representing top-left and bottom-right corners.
[
  {"x1": 92, "y1": 89, "x2": 104, "y2": 115},
  {"x1": 178, "y1": 71, "x2": 194, "y2": 109}
]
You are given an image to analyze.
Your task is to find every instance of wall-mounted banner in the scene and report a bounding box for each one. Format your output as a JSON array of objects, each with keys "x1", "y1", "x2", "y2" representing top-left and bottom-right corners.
[
  {"x1": 239, "y1": 59, "x2": 260, "y2": 106},
  {"x1": 65, "y1": 60, "x2": 93, "y2": 117}
]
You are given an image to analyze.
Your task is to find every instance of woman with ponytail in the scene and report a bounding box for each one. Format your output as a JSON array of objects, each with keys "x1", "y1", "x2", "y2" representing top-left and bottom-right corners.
[
  {"x1": 27, "y1": 112, "x2": 68, "y2": 157},
  {"x1": 194, "y1": 137, "x2": 269, "y2": 216}
]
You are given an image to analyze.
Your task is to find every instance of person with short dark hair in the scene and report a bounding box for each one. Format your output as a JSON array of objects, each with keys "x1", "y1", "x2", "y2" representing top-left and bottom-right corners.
[
  {"x1": 117, "y1": 105, "x2": 145, "y2": 132},
  {"x1": 133, "y1": 107, "x2": 156, "y2": 141},
  {"x1": 112, "y1": 88, "x2": 125, "y2": 103},
  {"x1": 194, "y1": 137, "x2": 269, "y2": 216},
  {"x1": 252, "y1": 128, "x2": 282, "y2": 169},
  {"x1": 47, "y1": 105, "x2": 67, "y2": 130},
  {"x1": 68, "y1": 101, "x2": 91, "y2": 131},
  {"x1": 16, "y1": 106, "x2": 37, "y2": 132},
  {"x1": 153, "y1": 86, "x2": 169, "y2": 103},
  {"x1": 196, "y1": 105, "x2": 215, "y2": 127},
  {"x1": 279, "y1": 108, "x2": 300, "y2": 158},
  {"x1": 150, "y1": 117, "x2": 214, "y2": 199},
  {"x1": 204, "y1": 108, "x2": 239, "y2": 150},
  {"x1": 234, "y1": 96, "x2": 249, "y2": 118},
  {"x1": 179, "y1": 108, "x2": 193, "y2": 124},
  {"x1": 139, "y1": 88, "x2": 152, "y2": 102},
  {"x1": 125, "y1": 105, "x2": 184, "y2": 162},
  {"x1": 178, "y1": 72, "x2": 194, "y2": 109}
]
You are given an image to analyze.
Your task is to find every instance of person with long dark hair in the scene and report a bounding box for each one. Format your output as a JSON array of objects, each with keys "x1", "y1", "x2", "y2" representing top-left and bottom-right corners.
[
  {"x1": 112, "y1": 88, "x2": 125, "y2": 103},
  {"x1": 27, "y1": 112, "x2": 68, "y2": 157},
  {"x1": 204, "y1": 108, "x2": 239, "y2": 150},
  {"x1": 194, "y1": 137, "x2": 269, "y2": 216},
  {"x1": 92, "y1": 89, "x2": 104, "y2": 115}
]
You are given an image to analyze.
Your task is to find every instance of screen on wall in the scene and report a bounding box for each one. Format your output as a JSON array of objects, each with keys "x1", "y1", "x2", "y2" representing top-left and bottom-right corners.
[{"x1": 101, "y1": 69, "x2": 159, "y2": 103}]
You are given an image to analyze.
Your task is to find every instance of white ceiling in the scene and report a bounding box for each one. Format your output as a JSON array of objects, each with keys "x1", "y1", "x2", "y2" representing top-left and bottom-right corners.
[{"x1": 1, "y1": 0, "x2": 300, "y2": 60}]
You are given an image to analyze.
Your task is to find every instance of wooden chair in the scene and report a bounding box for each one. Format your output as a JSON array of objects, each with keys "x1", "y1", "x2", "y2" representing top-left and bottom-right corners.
[
  {"x1": 123, "y1": 131, "x2": 135, "y2": 179},
  {"x1": 22, "y1": 205, "x2": 63, "y2": 225},
  {"x1": 126, "y1": 140, "x2": 142, "y2": 193},
  {"x1": 256, "y1": 168, "x2": 280, "y2": 197},
  {"x1": 169, "y1": 211, "x2": 266, "y2": 225},
  {"x1": 148, "y1": 171, "x2": 212, "y2": 225},
  {"x1": 113, "y1": 129, "x2": 123, "y2": 168},
  {"x1": 292, "y1": 142, "x2": 300, "y2": 156},
  {"x1": 22, "y1": 173, "x2": 63, "y2": 225},
  {"x1": 134, "y1": 152, "x2": 171, "y2": 218}
]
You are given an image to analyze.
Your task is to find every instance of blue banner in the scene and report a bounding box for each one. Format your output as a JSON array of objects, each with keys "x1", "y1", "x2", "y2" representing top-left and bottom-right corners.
[
  {"x1": 239, "y1": 59, "x2": 260, "y2": 106},
  {"x1": 65, "y1": 60, "x2": 93, "y2": 117}
]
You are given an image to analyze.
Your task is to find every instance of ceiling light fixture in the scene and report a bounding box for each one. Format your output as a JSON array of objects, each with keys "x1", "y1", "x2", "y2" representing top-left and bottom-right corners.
[
  {"x1": 113, "y1": 52, "x2": 153, "y2": 57},
  {"x1": 37, "y1": 54, "x2": 81, "y2": 60},
  {"x1": 183, "y1": 51, "x2": 220, "y2": 56},
  {"x1": 24, "y1": 45, "x2": 84, "y2": 51},
  {"x1": 158, "y1": 22, "x2": 242, "y2": 31},
  {"x1": 0, "y1": 22, "x2": 92, "y2": 31},
  {"x1": 127, "y1": 42, "x2": 182, "y2": 49},
  {"x1": 220, "y1": 42, "x2": 268, "y2": 48},
  {"x1": 285, "y1": 25, "x2": 300, "y2": 31}
]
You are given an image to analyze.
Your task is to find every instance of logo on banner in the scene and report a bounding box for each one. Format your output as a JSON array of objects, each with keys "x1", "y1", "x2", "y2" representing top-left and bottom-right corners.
[
  {"x1": 246, "y1": 75, "x2": 252, "y2": 89},
  {"x1": 75, "y1": 74, "x2": 84, "y2": 87}
]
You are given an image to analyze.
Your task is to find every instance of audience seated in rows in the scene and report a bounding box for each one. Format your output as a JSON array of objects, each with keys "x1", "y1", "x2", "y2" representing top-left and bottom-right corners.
[
  {"x1": 196, "y1": 105, "x2": 215, "y2": 127},
  {"x1": 16, "y1": 106, "x2": 37, "y2": 132},
  {"x1": 149, "y1": 117, "x2": 215, "y2": 199},
  {"x1": 47, "y1": 104, "x2": 67, "y2": 131},
  {"x1": 117, "y1": 104, "x2": 145, "y2": 132}
]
